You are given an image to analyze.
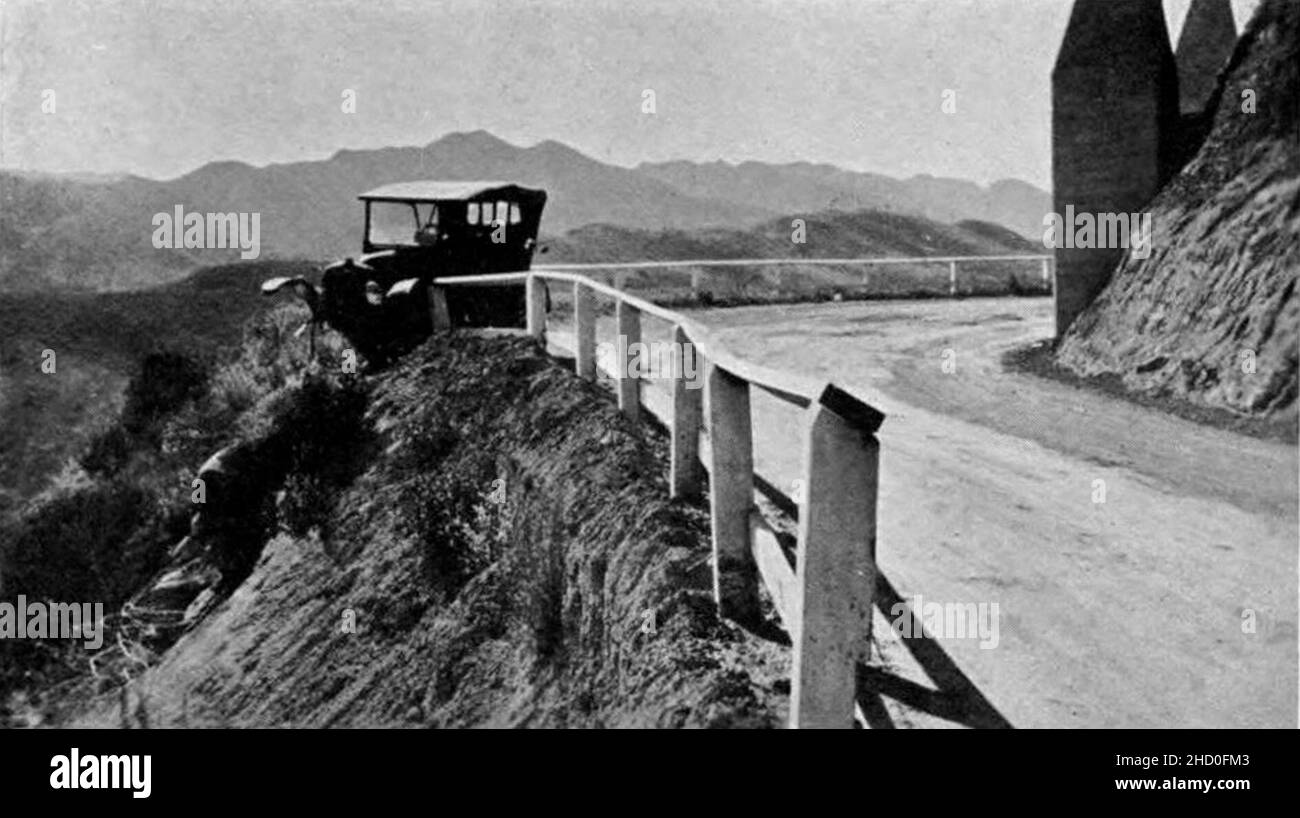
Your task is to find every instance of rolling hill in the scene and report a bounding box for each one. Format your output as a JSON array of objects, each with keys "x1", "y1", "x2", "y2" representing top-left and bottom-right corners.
[{"x1": 545, "y1": 210, "x2": 1037, "y2": 264}]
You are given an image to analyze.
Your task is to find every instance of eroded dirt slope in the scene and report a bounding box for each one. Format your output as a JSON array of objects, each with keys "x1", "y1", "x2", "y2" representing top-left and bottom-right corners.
[
  {"x1": 1056, "y1": 0, "x2": 1299, "y2": 420},
  {"x1": 78, "y1": 336, "x2": 786, "y2": 728}
]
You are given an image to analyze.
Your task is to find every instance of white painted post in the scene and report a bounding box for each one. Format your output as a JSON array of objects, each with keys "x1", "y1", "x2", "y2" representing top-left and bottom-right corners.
[
  {"x1": 614, "y1": 271, "x2": 628, "y2": 291},
  {"x1": 706, "y1": 363, "x2": 760, "y2": 622},
  {"x1": 670, "y1": 324, "x2": 702, "y2": 499},
  {"x1": 526, "y1": 275, "x2": 547, "y2": 339},
  {"x1": 690, "y1": 268, "x2": 702, "y2": 298},
  {"x1": 616, "y1": 299, "x2": 641, "y2": 422},
  {"x1": 574, "y1": 281, "x2": 596, "y2": 381},
  {"x1": 1041, "y1": 257, "x2": 1051, "y2": 291},
  {"x1": 948, "y1": 260, "x2": 958, "y2": 297},
  {"x1": 789, "y1": 404, "x2": 879, "y2": 729},
  {"x1": 428, "y1": 285, "x2": 451, "y2": 333}
]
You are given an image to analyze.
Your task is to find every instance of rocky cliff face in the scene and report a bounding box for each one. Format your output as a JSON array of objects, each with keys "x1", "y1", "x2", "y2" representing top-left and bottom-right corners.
[{"x1": 1056, "y1": 0, "x2": 1299, "y2": 420}]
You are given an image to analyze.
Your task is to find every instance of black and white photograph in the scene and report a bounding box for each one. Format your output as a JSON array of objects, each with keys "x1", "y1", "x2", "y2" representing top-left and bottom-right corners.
[{"x1": 0, "y1": 0, "x2": 1295, "y2": 773}]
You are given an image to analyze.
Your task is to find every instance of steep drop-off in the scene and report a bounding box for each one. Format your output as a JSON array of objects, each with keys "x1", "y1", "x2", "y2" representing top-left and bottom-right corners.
[{"x1": 72, "y1": 336, "x2": 786, "y2": 728}]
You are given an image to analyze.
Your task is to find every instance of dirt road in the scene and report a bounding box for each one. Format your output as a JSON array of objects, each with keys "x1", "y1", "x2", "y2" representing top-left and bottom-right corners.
[{"x1": 552, "y1": 295, "x2": 1297, "y2": 728}]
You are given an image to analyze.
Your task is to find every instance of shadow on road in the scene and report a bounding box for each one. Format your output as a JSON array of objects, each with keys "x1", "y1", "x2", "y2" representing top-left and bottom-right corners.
[
  {"x1": 859, "y1": 572, "x2": 1013, "y2": 729},
  {"x1": 755, "y1": 474, "x2": 1012, "y2": 728}
]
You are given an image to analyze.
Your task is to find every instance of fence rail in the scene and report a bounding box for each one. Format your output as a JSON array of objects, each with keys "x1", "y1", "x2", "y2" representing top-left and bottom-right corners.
[
  {"x1": 537, "y1": 254, "x2": 1054, "y2": 297},
  {"x1": 429, "y1": 268, "x2": 885, "y2": 728}
]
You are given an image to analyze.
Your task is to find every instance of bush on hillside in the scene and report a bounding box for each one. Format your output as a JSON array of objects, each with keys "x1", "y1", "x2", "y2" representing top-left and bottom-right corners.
[
  {"x1": 81, "y1": 350, "x2": 209, "y2": 478},
  {"x1": 121, "y1": 352, "x2": 209, "y2": 439},
  {"x1": 0, "y1": 480, "x2": 163, "y2": 606}
]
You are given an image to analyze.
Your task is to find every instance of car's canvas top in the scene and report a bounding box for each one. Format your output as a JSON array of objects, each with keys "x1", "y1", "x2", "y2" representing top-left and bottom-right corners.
[{"x1": 358, "y1": 180, "x2": 546, "y2": 202}]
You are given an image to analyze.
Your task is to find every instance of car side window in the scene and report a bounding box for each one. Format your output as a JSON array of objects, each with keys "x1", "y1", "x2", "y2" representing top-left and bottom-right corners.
[
  {"x1": 509, "y1": 203, "x2": 522, "y2": 224},
  {"x1": 467, "y1": 202, "x2": 480, "y2": 225},
  {"x1": 495, "y1": 201, "x2": 509, "y2": 226}
]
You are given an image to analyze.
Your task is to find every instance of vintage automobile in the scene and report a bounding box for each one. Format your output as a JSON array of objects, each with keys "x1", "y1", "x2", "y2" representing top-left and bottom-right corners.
[{"x1": 263, "y1": 181, "x2": 548, "y2": 363}]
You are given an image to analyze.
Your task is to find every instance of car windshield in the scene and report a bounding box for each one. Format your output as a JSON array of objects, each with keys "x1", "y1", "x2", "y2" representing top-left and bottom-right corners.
[{"x1": 368, "y1": 201, "x2": 438, "y2": 246}]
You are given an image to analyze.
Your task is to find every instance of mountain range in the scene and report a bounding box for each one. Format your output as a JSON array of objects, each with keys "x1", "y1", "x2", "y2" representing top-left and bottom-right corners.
[{"x1": 0, "y1": 130, "x2": 1049, "y2": 291}]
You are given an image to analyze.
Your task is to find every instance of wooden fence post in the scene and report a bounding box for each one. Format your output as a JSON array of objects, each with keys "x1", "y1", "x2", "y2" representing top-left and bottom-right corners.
[
  {"x1": 789, "y1": 402, "x2": 880, "y2": 729},
  {"x1": 670, "y1": 324, "x2": 702, "y2": 499},
  {"x1": 526, "y1": 275, "x2": 547, "y2": 339},
  {"x1": 706, "y1": 363, "x2": 759, "y2": 622},
  {"x1": 616, "y1": 300, "x2": 641, "y2": 422},
  {"x1": 429, "y1": 284, "x2": 451, "y2": 333},
  {"x1": 574, "y1": 281, "x2": 596, "y2": 381}
]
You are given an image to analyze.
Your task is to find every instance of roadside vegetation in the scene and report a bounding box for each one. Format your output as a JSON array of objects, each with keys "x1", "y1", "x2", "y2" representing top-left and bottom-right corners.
[{"x1": 0, "y1": 296, "x2": 350, "y2": 725}]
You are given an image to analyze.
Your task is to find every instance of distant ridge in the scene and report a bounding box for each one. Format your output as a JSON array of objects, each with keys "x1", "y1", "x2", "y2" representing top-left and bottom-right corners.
[
  {"x1": 0, "y1": 131, "x2": 1049, "y2": 291},
  {"x1": 636, "y1": 159, "x2": 1049, "y2": 241}
]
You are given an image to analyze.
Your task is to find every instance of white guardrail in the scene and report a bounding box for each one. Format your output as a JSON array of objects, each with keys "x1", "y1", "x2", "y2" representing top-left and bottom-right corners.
[
  {"x1": 428, "y1": 267, "x2": 892, "y2": 728},
  {"x1": 535, "y1": 254, "x2": 1054, "y2": 297}
]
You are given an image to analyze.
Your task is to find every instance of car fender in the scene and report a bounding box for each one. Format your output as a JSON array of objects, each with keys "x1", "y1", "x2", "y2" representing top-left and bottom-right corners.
[
  {"x1": 261, "y1": 275, "x2": 322, "y2": 319},
  {"x1": 386, "y1": 277, "x2": 422, "y2": 298}
]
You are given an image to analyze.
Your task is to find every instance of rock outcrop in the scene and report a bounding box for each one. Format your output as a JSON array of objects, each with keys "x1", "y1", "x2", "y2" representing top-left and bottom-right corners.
[{"x1": 1056, "y1": 0, "x2": 1299, "y2": 421}]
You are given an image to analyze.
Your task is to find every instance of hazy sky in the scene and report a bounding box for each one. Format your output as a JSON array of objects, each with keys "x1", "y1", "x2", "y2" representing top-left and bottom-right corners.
[{"x1": 0, "y1": 0, "x2": 1260, "y2": 188}]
